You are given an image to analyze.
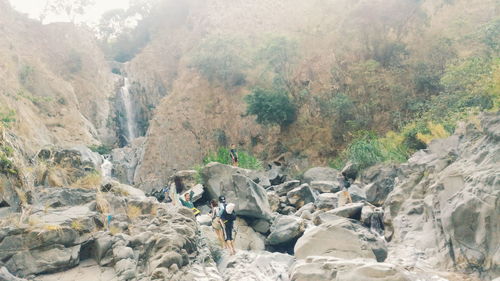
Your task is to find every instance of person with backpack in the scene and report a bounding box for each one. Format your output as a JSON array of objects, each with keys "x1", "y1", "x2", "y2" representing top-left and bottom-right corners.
[
  {"x1": 210, "y1": 199, "x2": 225, "y2": 247},
  {"x1": 220, "y1": 202, "x2": 237, "y2": 255}
]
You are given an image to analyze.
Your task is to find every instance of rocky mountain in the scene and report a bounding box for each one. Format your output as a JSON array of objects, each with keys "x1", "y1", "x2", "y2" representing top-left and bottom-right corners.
[
  {"x1": 0, "y1": 0, "x2": 498, "y2": 280},
  {"x1": 0, "y1": 0, "x2": 117, "y2": 152}
]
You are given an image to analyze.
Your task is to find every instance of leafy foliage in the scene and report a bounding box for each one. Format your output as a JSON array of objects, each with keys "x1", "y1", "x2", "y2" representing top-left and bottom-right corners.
[
  {"x1": 245, "y1": 88, "x2": 297, "y2": 127},
  {"x1": 89, "y1": 145, "x2": 113, "y2": 155}
]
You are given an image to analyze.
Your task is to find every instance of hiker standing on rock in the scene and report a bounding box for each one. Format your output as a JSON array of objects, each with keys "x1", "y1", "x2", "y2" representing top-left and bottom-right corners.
[
  {"x1": 220, "y1": 202, "x2": 237, "y2": 255},
  {"x1": 230, "y1": 144, "x2": 238, "y2": 167},
  {"x1": 210, "y1": 199, "x2": 226, "y2": 247},
  {"x1": 338, "y1": 173, "x2": 353, "y2": 207}
]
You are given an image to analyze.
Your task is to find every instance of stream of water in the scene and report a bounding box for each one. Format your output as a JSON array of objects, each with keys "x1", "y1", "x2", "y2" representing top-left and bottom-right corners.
[{"x1": 120, "y1": 77, "x2": 137, "y2": 143}]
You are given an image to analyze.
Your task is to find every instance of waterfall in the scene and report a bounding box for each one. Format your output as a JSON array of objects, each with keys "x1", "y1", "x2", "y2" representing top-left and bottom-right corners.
[
  {"x1": 370, "y1": 208, "x2": 385, "y2": 237},
  {"x1": 119, "y1": 77, "x2": 137, "y2": 143}
]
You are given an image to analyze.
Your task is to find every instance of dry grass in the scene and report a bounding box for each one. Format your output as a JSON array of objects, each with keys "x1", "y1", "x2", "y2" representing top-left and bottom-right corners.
[
  {"x1": 417, "y1": 122, "x2": 450, "y2": 144},
  {"x1": 127, "y1": 205, "x2": 141, "y2": 220},
  {"x1": 15, "y1": 188, "x2": 27, "y2": 206},
  {"x1": 72, "y1": 172, "x2": 102, "y2": 189},
  {"x1": 71, "y1": 220, "x2": 83, "y2": 231},
  {"x1": 112, "y1": 185, "x2": 130, "y2": 197},
  {"x1": 109, "y1": 225, "x2": 121, "y2": 235},
  {"x1": 96, "y1": 191, "x2": 110, "y2": 214}
]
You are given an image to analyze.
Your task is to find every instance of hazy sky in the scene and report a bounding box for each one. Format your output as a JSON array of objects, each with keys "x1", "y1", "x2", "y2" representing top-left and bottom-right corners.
[{"x1": 9, "y1": 0, "x2": 130, "y2": 24}]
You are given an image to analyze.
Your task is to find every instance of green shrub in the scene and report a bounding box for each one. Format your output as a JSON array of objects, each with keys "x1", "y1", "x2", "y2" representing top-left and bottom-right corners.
[
  {"x1": 89, "y1": 145, "x2": 113, "y2": 155},
  {"x1": 0, "y1": 109, "x2": 16, "y2": 126},
  {"x1": 203, "y1": 147, "x2": 262, "y2": 170},
  {"x1": 245, "y1": 88, "x2": 297, "y2": 127},
  {"x1": 345, "y1": 132, "x2": 385, "y2": 170}
]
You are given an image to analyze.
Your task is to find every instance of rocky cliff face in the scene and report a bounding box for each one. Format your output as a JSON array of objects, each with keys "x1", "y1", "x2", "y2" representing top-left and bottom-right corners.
[{"x1": 0, "y1": 0, "x2": 116, "y2": 152}]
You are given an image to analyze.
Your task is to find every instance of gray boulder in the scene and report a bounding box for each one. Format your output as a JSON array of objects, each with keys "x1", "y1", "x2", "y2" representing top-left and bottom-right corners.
[
  {"x1": 250, "y1": 219, "x2": 271, "y2": 234},
  {"x1": 303, "y1": 167, "x2": 341, "y2": 184},
  {"x1": 6, "y1": 244, "x2": 80, "y2": 277},
  {"x1": 266, "y1": 215, "x2": 305, "y2": 245},
  {"x1": 344, "y1": 184, "x2": 366, "y2": 202},
  {"x1": 314, "y1": 193, "x2": 338, "y2": 211},
  {"x1": 360, "y1": 164, "x2": 398, "y2": 206},
  {"x1": 231, "y1": 174, "x2": 272, "y2": 220},
  {"x1": 310, "y1": 181, "x2": 342, "y2": 194},
  {"x1": 294, "y1": 218, "x2": 387, "y2": 262},
  {"x1": 287, "y1": 184, "x2": 315, "y2": 209},
  {"x1": 328, "y1": 203, "x2": 364, "y2": 220},
  {"x1": 273, "y1": 180, "x2": 301, "y2": 196}
]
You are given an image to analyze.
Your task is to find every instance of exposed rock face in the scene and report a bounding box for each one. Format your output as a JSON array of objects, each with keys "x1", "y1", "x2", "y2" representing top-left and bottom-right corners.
[
  {"x1": 218, "y1": 251, "x2": 294, "y2": 281},
  {"x1": 384, "y1": 113, "x2": 500, "y2": 280},
  {"x1": 111, "y1": 138, "x2": 145, "y2": 187},
  {"x1": 294, "y1": 218, "x2": 387, "y2": 262},
  {"x1": 310, "y1": 181, "x2": 342, "y2": 194}
]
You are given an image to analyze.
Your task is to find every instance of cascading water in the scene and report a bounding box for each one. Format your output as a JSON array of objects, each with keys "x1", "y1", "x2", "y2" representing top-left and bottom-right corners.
[
  {"x1": 119, "y1": 77, "x2": 137, "y2": 144},
  {"x1": 370, "y1": 207, "x2": 385, "y2": 237}
]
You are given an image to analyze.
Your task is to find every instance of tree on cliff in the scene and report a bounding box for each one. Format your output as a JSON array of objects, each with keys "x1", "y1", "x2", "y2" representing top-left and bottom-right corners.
[{"x1": 245, "y1": 88, "x2": 297, "y2": 128}]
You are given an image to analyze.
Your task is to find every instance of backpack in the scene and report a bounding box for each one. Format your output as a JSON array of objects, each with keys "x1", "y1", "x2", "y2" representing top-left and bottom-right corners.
[{"x1": 220, "y1": 205, "x2": 236, "y2": 222}]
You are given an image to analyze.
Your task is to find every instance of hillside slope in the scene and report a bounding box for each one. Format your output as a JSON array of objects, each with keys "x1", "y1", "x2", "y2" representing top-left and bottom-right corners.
[
  {"x1": 127, "y1": 0, "x2": 499, "y2": 189},
  {"x1": 0, "y1": 0, "x2": 115, "y2": 153}
]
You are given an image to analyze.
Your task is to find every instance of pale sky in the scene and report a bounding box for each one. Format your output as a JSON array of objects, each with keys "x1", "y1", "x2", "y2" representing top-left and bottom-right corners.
[{"x1": 9, "y1": 0, "x2": 130, "y2": 24}]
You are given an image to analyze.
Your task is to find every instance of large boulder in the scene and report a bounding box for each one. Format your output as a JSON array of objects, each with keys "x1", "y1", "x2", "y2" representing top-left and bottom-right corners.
[
  {"x1": 287, "y1": 184, "x2": 315, "y2": 209},
  {"x1": 303, "y1": 167, "x2": 341, "y2": 184},
  {"x1": 231, "y1": 174, "x2": 272, "y2": 220},
  {"x1": 360, "y1": 163, "x2": 399, "y2": 206},
  {"x1": 310, "y1": 181, "x2": 342, "y2": 194},
  {"x1": 6, "y1": 244, "x2": 80, "y2": 277},
  {"x1": 346, "y1": 184, "x2": 366, "y2": 203},
  {"x1": 273, "y1": 180, "x2": 301, "y2": 196},
  {"x1": 233, "y1": 218, "x2": 266, "y2": 251},
  {"x1": 201, "y1": 163, "x2": 272, "y2": 220},
  {"x1": 266, "y1": 215, "x2": 305, "y2": 246},
  {"x1": 294, "y1": 218, "x2": 387, "y2": 262},
  {"x1": 314, "y1": 193, "x2": 337, "y2": 211}
]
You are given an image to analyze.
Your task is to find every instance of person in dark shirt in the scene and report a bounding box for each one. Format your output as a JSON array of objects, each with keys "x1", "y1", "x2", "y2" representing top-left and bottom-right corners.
[
  {"x1": 220, "y1": 202, "x2": 237, "y2": 255},
  {"x1": 230, "y1": 144, "x2": 238, "y2": 167}
]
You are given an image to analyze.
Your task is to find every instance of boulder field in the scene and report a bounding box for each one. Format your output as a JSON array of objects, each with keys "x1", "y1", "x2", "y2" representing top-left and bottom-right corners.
[{"x1": 0, "y1": 113, "x2": 498, "y2": 281}]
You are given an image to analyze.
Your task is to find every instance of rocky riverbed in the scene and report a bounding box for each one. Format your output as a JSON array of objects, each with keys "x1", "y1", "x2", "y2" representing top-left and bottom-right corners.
[{"x1": 0, "y1": 114, "x2": 499, "y2": 281}]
